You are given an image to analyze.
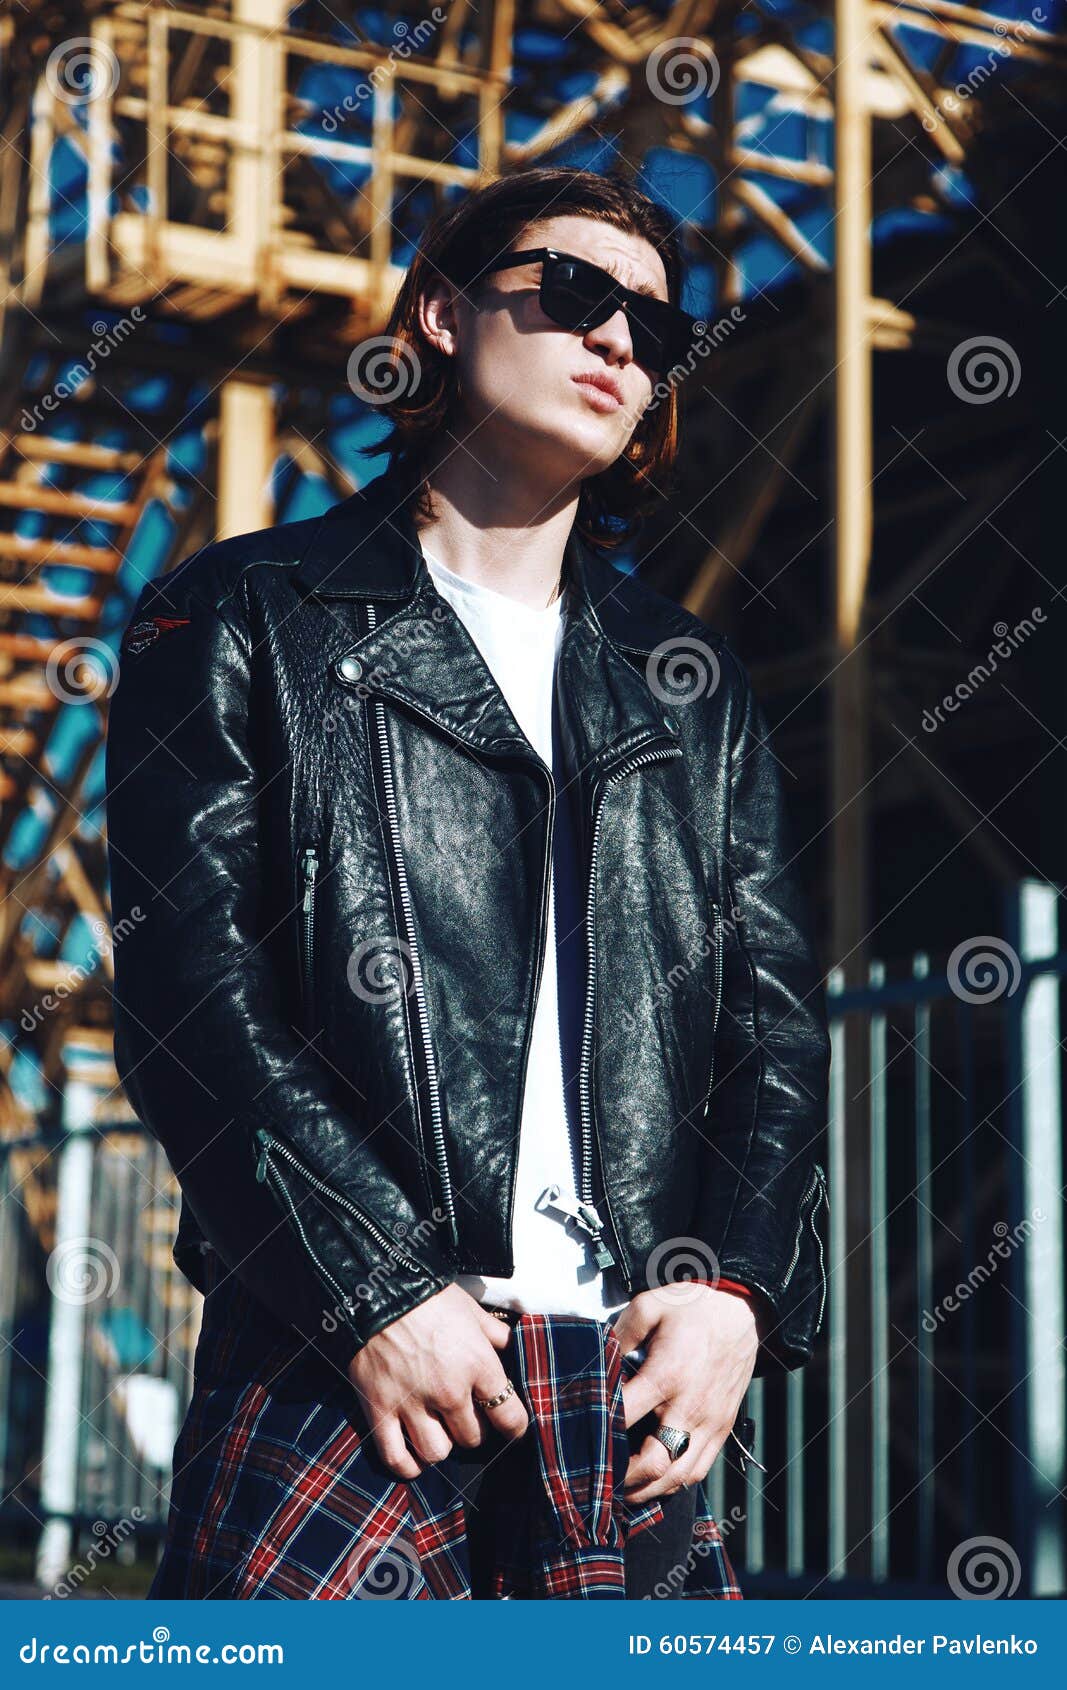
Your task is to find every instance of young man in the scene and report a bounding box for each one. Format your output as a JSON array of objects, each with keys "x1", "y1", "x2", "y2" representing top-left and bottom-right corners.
[{"x1": 106, "y1": 169, "x2": 831, "y2": 1599}]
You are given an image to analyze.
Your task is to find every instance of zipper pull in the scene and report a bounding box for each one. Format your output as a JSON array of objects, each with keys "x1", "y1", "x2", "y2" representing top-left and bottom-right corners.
[
  {"x1": 729, "y1": 1419, "x2": 767, "y2": 1477},
  {"x1": 588, "y1": 1235, "x2": 617, "y2": 1269},
  {"x1": 302, "y1": 848, "x2": 319, "y2": 912},
  {"x1": 535, "y1": 1184, "x2": 617, "y2": 1268},
  {"x1": 254, "y1": 1127, "x2": 272, "y2": 1183}
]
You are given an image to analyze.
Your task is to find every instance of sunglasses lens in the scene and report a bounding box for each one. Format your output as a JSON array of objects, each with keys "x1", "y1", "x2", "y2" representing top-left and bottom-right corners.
[
  {"x1": 628, "y1": 296, "x2": 692, "y2": 371},
  {"x1": 539, "y1": 255, "x2": 694, "y2": 373},
  {"x1": 541, "y1": 256, "x2": 616, "y2": 331}
]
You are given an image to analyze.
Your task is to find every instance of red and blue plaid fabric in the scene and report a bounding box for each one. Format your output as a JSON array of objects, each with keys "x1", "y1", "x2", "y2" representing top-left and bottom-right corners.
[{"x1": 149, "y1": 1253, "x2": 742, "y2": 1600}]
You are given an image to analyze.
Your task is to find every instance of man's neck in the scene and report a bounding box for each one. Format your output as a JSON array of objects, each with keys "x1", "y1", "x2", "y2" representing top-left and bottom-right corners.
[{"x1": 413, "y1": 453, "x2": 578, "y2": 611}]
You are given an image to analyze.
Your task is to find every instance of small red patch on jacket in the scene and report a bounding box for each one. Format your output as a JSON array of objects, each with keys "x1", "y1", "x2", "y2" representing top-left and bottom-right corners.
[{"x1": 123, "y1": 615, "x2": 191, "y2": 656}]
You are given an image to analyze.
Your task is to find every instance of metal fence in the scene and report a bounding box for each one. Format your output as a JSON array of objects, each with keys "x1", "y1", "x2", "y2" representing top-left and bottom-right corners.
[
  {"x1": 1, "y1": 878, "x2": 1063, "y2": 1595},
  {"x1": 0, "y1": 1105, "x2": 202, "y2": 1590},
  {"x1": 730, "y1": 878, "x2": 1066, "y2": 1597}
]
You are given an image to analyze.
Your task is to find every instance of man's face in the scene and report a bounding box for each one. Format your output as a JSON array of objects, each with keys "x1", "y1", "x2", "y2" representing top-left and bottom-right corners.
[{"x1": 435, "y1": 214, "x2": 670, "y2": 484}]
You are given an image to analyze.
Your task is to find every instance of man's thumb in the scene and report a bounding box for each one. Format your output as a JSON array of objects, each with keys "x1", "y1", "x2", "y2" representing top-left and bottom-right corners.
[{"x1": 609, "y1": 1299, "x2": 654, "y2": 1359}]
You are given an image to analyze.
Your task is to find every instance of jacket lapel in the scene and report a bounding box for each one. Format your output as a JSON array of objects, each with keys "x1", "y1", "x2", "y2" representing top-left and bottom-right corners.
[{"x1": 292, "y1": 464, "x2": 682, "y2": 777}]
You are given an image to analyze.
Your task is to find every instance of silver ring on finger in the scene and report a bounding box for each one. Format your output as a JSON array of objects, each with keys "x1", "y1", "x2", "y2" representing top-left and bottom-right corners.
[
  {"x1": 474, "y1": 1379, "x2": 516, "y2": 1410},
  {"x1": 654, "y1": 1423, "x2": 691, "y2": 1461}
]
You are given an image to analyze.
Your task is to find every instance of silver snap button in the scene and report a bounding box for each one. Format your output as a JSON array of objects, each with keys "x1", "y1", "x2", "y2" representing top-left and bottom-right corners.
[{"x1": 338, "y1": 654, "x2": 363, "y2": 682}]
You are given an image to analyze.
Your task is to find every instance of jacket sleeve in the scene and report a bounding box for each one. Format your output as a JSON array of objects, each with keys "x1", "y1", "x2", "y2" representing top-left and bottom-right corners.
[
  {"x1": 695, "y1": 641, "x2": 832, "y2": 1370},
  {"x1": 105, "y1": 563, "x2": 457, "y2": 1367}
]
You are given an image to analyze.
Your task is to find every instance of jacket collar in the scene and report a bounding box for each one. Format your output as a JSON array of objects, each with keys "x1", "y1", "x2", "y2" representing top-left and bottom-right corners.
[{"x1": 292, "y1": 463, "x2": 691, "y2": 778}]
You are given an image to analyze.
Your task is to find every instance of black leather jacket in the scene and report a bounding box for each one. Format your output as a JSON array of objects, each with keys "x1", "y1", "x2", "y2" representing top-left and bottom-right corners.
[{"x1": 105, "y1": 461, "x2": 831, "y2": 1376}]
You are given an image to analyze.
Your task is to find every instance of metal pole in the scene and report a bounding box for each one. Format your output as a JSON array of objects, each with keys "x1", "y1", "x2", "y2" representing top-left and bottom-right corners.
[
  {"x1": 831, "y1": 0, "x2": 875, "y2": 1581},
  {"x1": 1015, "y1": 881, "x2": 1066, "y2": 1595},
  {"x1": 34, "y1": 1055, "x2": 98, "y2": 1589},
  {"x1": 217, "y1": 379, "x2": 276, "y2": 540}
]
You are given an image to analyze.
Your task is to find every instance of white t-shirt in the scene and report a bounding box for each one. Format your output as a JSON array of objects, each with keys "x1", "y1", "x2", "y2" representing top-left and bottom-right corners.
[{"x1": 422, "y1": 551, "x2": 629, "y2": 1319}]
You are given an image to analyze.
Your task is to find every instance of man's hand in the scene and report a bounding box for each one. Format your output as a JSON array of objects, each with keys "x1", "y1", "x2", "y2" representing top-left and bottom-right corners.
[
  {"x1": 613, "y1": 1284, "x2": 759, "y2": 1503},
  {"x1": 346, "y1": 1285, "x2": 530, "y2": 1478}
]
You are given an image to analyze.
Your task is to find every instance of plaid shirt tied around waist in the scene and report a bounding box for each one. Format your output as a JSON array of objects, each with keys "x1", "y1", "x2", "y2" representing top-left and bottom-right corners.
[{"x1": 150, "y1": 1258, "x2": 742, "y2": 1601}]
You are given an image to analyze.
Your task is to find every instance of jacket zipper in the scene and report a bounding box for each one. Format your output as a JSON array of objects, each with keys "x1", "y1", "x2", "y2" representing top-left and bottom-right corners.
[
  {"x1": 781, "y1": 1163, "x2": 827, "y2": 1321},
  {"x1": 254, "y1": 1126, "x2": 430, "y2": 1283},
  {"x1": 810, "y1": 1170, "x2": 828, "y2": 1334},
  {"x1": 364, "y1": 603, "x2": 459, "y2": 1251},
  {"x1": 299, "y1": 845, "x2": 319, "y2": 1029},
  {"x1": 578, "y1": 741, "x2": 684, "y2": 1274},
  {"x1": 515, "y1": 762, "x2": 556, "y2": 1268},
  {"x1": 701, "y1": 899, "x2": 724, "y2": 1119}
]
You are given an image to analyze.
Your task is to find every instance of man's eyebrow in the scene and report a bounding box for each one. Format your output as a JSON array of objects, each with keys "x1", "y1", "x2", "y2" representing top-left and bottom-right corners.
[{"x1": 601, "y1": 260, "x2": 664, "y2": 300}]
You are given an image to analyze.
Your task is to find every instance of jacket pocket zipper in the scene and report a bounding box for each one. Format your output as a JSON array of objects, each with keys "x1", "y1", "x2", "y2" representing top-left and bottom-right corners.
[
  {"x1": 254, "y1": 1126, "x2": 430, "y2": 1285},
  {"x1": 781, "y1": 1163, "x2": 828, "y2": 1329},
  {"x1": 363, "y1": 603, "x2": 459, "y2": 1251},
  {"x1": 701, "y1": 899, "x2": 724, "y2": 1119},
  {"x1": 299, "y1": 845, "x2": 319, "y2": 1031},
  {"x1": 810, "y1": 1167, "x2": 828, "y2": 1334}
]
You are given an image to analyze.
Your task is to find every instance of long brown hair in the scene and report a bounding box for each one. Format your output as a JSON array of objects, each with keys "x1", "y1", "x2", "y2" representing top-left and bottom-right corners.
[{"x1": 358, "y1": 168, "x2": 687, "y2": 547}]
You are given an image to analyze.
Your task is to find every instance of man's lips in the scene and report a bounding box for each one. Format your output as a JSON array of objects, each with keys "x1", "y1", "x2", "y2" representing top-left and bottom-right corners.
[{"x1": 571, "y1": 374, "x2": 623, "y2": 410}]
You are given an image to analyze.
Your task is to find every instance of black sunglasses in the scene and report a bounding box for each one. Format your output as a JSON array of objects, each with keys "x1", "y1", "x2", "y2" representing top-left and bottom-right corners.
[{"x1": 479, "y1": 247, "x2": 704, "y2": 376}]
